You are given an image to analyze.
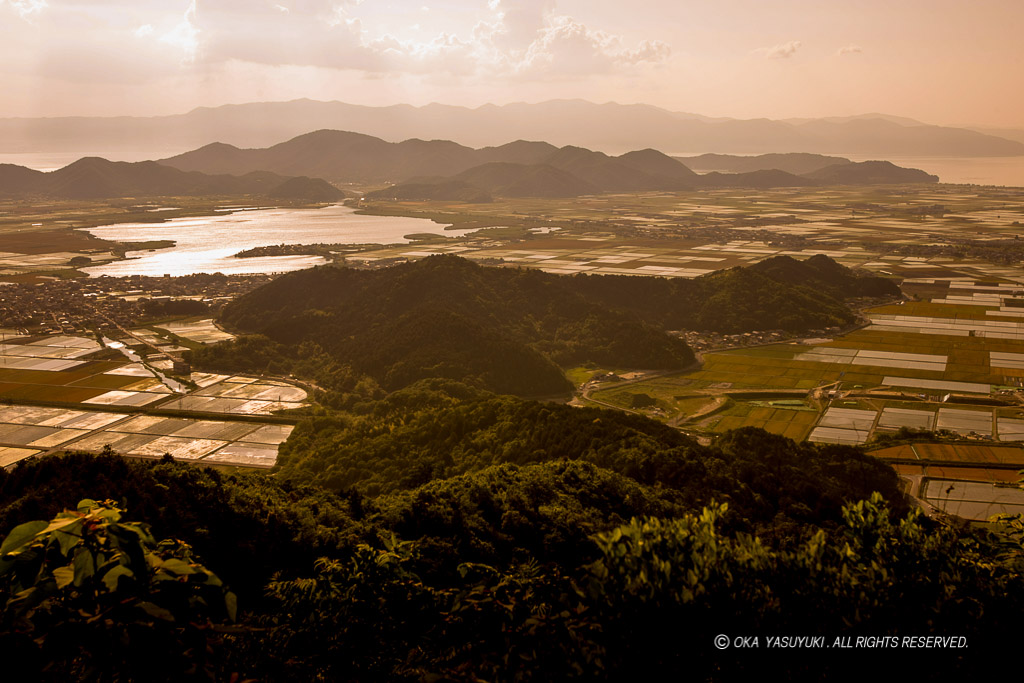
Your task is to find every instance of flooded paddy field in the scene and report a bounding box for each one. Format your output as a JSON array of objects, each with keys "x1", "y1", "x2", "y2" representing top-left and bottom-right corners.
[
  {"x1": 348, "y1": 184, "x2": 1024, "y2": 282},
  {"x1": 0, "y1": 331, "x2": 308, "y2": 469},
  {"x1": 920, "y1": 478, "x2": 1024, "y2": 519},
  {"x1": 0, "y1": 404, "x2": 292, "y2": 469}
]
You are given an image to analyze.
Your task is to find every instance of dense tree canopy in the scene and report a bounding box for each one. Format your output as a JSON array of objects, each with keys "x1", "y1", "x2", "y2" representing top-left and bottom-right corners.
[{"x1": 191, "y1": 254, "x2": 889, "y2": 396}]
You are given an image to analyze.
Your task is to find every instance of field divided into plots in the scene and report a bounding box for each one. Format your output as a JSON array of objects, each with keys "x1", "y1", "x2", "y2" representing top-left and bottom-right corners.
[
  {"x1": 681, "y1": 335, "x2": 1008, "y2": 392},
  {"x1": 0, "y1": 331, "x2": 307, "y2": 414},
  {"x1": 0, "y1": 404, "x2": 293, "y2": 468},
  {"x1": 920, "y1": 478, "x2": 1024, "y2": 519},
  {"x1": 704, "y1": 402, "x2": 819, "y2": 442},
  {"x1": 588, "y1": 276, "x2": 1024, "y2": 447},
  {"x1": 0, "y1": 331, "x2": 310, "y2": 469}
]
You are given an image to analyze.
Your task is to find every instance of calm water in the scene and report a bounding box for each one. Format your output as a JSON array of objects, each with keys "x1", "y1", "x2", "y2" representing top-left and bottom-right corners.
[
  {"x1": 678, "y1": 153, "x2": 1024, "y2": 187},
  {"x1": 843, "y1": 154, "x2": 1024, "y2": 187},
  {"x1": 81, "y1": 204, "x2": 472, "y2": 277},
  {"x1": 0, "y1": 150, "x2": 187, "y2": 172}
]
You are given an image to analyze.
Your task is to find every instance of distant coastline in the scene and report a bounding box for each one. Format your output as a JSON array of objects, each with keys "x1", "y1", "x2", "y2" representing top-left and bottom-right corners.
[
  {"x1": 6, "y1": 150, "x2": 1023, "y2": 188},
  {"x1": 677, "y1": 152, "x2": 1024, "y2": 188}
]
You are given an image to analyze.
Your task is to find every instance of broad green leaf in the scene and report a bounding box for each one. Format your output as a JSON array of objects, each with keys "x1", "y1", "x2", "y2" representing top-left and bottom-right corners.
[
  {"x1": 77, "y1": 499, "x2": 98, "y2": 513},
  {"x1": 55, "y1": 522, "x2": 85, "y2": 556},
  {"x1": 73, "y1": 547, "x2": 96, "y2": 586},
  {"x1": 137, "y1": 601, "x2": 175, "y2": 622},
  {"x1": 36, "y1": 516, "x2": 85, "y2": 538},
  {"x1": 158, "y1": 558, "x2": 196, "y2": 576},
  {"x1": 53, "y1": 566, "x2": 75, "y2": 589},
  {"x1": 225, "y1": 591, "x2": 238, "y2": 622},
  {"x1": 0, "y1": 520, "x2": 47, "y2": 555},
  {"x1": 102, "y1": 564, "x2": 134, "y2": 592},
  {"x1": 96, "y1": 508, "x2": 122, "y2": 523}
]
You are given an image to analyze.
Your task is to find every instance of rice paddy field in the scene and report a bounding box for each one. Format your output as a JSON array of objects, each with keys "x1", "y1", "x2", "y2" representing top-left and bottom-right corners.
[
  {"x1": 0, "y1": 334, "x2": 171, "y2": 406},
  {"x1": 576, "y1": 203, "x2": 1024, "y2": 513},
  {"x1": 0, "y1": 404, "x2": 292, "y2": 469},
  {"x1": 160, "y1": 381, "x2": 307, "y2": 415},
  {"x1": 920, "y1": 479, "x2": 1024, "y2": 519},
  {"x1": 349, "y1": 184, "x2": 1024, "y2": 285},
  {"x1": 0, "y1": 331, "x2": 308, "y2": 469},
  {"x1": 701, "y1": 402, "x2": 820, "y2": 442}
]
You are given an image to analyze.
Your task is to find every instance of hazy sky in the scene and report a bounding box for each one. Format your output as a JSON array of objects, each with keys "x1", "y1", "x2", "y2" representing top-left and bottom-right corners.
[{"x1": 2, "y1": 0, "x2": 1022, "y2": 127}]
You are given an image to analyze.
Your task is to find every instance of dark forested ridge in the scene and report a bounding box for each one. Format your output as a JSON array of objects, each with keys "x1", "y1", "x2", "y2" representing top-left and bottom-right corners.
[
  {"x1": 1, "y1": 413, "x2": 1019, "y2": 680},
  {"x1": 191, "y1": 254, "x2": 892, "y2": 396},
  {"x1": 274, "y1": 382, "x2": 906, "y2": 528},
  {"x1": 202, "y1": 255, "x2": 697, "y2": 395}
]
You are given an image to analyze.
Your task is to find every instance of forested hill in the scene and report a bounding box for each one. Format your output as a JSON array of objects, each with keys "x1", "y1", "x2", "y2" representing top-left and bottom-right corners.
[
  {"x1": 210, "y1": 255, "x2": 695, "y2": 396},
  {"x1": 3, "y1": 392, "x2": 1020, "y2": 680},
  {"x1": 568, "y1": 253, "x2": 898, "y2": 332},
  {"x1": 194, "y1": 254, "x2": 893, "y2": 396},
  {"x1": 274, "y1": 381, "x2": 905, "y2": 522}
]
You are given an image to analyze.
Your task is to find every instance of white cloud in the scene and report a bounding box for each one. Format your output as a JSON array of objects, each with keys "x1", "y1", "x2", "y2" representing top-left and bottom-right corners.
[
  {"x1": 837, "y1": 44, "x2": 863, "y2": 56},
  {"x1": 160, "y1": 0, "x2": 198, "y2": 61},
  {"x1": 4, "y1": 0, "x2": 48, "y2": 20},
  {"x1": 182, "y1": 0, "x2": 668, "y2": 79},
  {"x1": 0, "y1": 0, "x2": 670, "y2": 94},
  {"x1": 756, "y1": 40, "x2": 802, "y2": 60},
  {"x1": 518, "y1": 16, "x2": 669, "y2": 77}
]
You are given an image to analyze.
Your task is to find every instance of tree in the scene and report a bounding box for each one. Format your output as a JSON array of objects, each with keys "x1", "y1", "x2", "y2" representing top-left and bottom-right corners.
[{"x1": 0, "y1": 499, "x2": 236, "y2": 681}]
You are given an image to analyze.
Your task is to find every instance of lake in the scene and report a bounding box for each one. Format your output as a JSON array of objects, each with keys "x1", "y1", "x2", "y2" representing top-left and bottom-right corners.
[
  {"x1": 677, "y1": 153, "x2": 1024, "y2": 187},
  {"x1": 80, "y1": 204, "x2": 473, "y2": 277},
  {"x1": 843, "y1": 154, "x2": 1024, "y2": 187},
  {"x1": 0, "y1": 150, "x2": 188, "y2": 172}
]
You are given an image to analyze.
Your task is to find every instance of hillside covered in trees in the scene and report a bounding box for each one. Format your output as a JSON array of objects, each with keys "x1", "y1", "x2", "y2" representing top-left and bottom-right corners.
[
  {"x1": 189, "y1": 254, "x2": 893, "y2": 396},
  {"x1": 0, "y1": 387, "x2": 1019, "y2": 680}
]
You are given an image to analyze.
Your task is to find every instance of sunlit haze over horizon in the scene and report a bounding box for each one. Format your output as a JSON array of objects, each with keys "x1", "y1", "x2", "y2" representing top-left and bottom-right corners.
[{"x1": 1, "y1": 0, "x2": 1022, "y2": 129}]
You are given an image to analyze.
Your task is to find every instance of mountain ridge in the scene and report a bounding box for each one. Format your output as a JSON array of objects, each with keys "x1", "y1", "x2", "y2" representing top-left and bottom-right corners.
[
  {"x1": 0, "y1": 156, "x2": 344, "y2": 200},
  {"x1": 3, "y1": 99, "x2": 1021, "y2": 158},
  {"x1": 164, "y1": 129, "x2": 938, "y2": 197}
]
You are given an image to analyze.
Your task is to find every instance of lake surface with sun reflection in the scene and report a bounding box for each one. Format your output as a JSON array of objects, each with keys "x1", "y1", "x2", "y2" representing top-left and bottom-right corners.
[{"x1": 79, "y1": 204, "x2": 473, "y2": 277}]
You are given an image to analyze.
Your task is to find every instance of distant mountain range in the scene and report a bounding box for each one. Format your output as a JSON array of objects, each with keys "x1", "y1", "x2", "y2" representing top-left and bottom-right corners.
[
  {"x1": 161, "y1": 129, "x2": 937, "y2": 199},
  {"x1": 0, "y1": 131, "x2": 939, "y2": 201},
  {"x1": 0, "y1": 157, "x2": 344, "y2": 201},
  {"x1": 2, "y1": 99, "x2": 1022, "y2": 159}
]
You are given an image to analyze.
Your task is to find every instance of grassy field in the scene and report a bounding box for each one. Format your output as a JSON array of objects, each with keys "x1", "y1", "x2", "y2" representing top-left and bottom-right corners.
[{"x1": 703, "y1": 402, "x2": 819, "y2": 441}]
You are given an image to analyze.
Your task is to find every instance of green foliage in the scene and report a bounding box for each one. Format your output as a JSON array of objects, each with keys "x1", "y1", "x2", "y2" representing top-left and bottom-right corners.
[
  {"x1": 192, "y1": 256, "x2": 700, "y2": 396},
  {"x1": 584, "y1": 494, "x2": 1023, "y2": 679},
  {"x1": 276, "y1": 384, "x2": 693, "y2": 494},
  {"x1": 0, "y1": 499, "x2": 236, "y2": 681},
  {"x1": 370, "y1": 460, "x2": 688, "y2": 577},
  {"x1": 568, "y1": 254, "x2": 881, "y2": 333},
  {"x1": 275, "y1": 383, "x2": 907, "y2": 541},
  {"x1": 229, "y1": 496, "x2": 1022, "y2": 681},
  {"x1": 188, "y1": 254, "x2": 891, "y2": 396},
  {"x1": 0, "y1": 452, "x2": 359, "y2": 600}
]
